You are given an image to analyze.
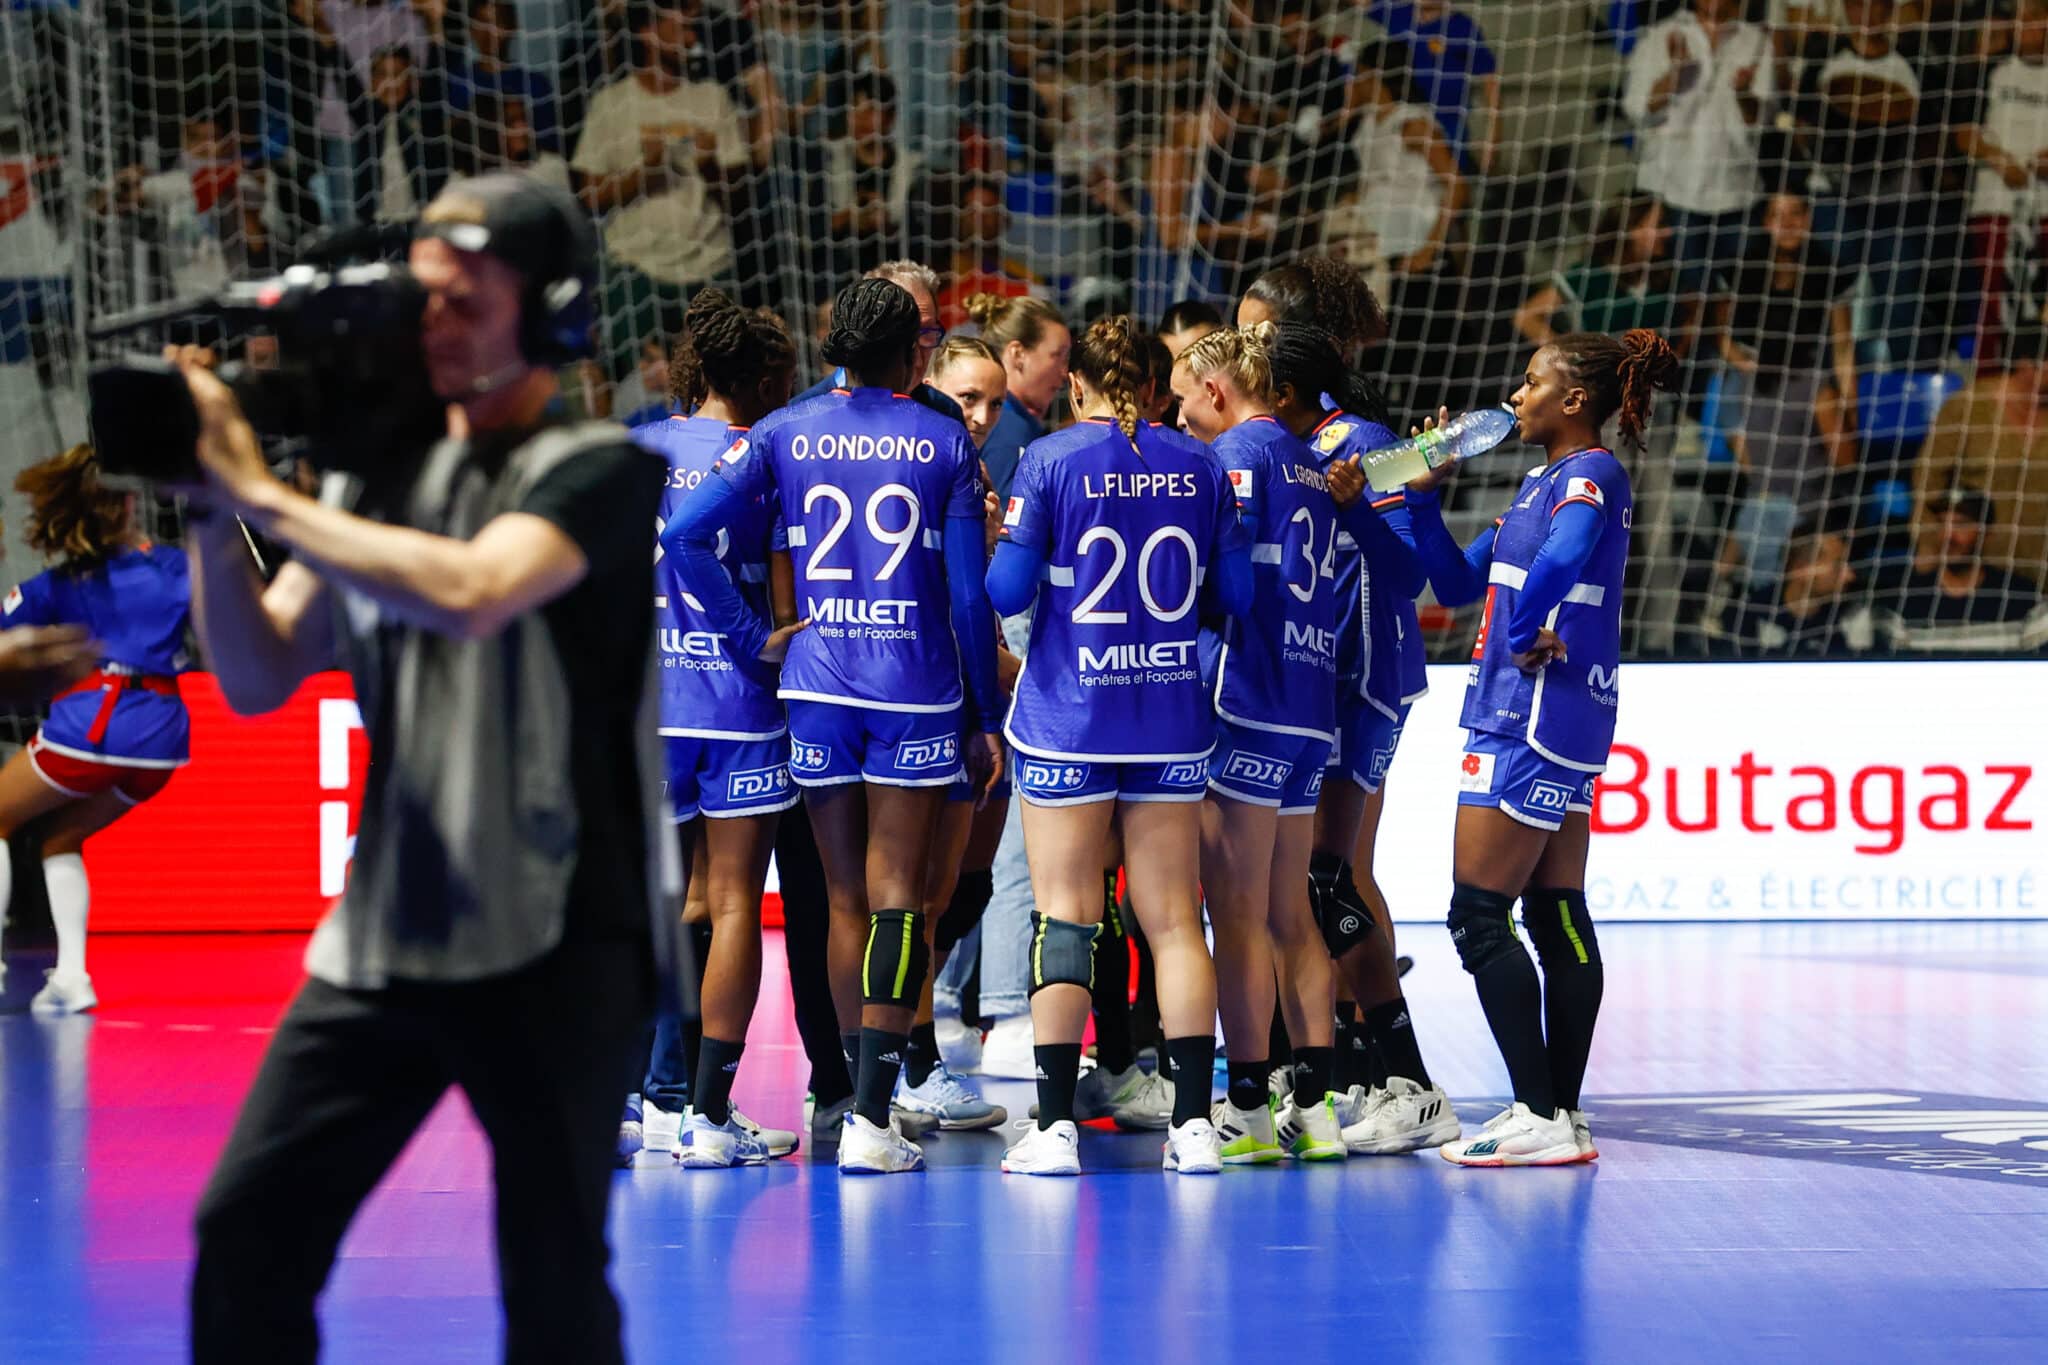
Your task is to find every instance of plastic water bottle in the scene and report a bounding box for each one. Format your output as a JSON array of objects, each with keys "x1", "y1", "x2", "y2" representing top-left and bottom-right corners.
[{"x1": 1359, "y1": 405, "x2": 1518, "y2": 490}]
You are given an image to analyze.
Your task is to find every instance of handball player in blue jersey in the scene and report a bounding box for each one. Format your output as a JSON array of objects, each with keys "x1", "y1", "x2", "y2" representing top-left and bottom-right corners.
[
  {"x1": 640, "y1": 290, "x2": 804, "y2": 1167},
  {"x1": 0, "y1": 445, "x2": 191, "y2": 1013},
  {"x1": 1405, "y1": 328, "x2": 1680, "y2": 1166},
  {"x1": 1242, "y1": 258, "x2": 1461, "y2": 1155},
  {"x1": 989, "y1": 314, "x2": 1251, "y2": 1177},
  {"x1": 665, "y1": 278, "x2": 1004, "y2": 1176},
  {"x1": 1171, "y1": 324, "x2": 1349, "y2": 1165}
]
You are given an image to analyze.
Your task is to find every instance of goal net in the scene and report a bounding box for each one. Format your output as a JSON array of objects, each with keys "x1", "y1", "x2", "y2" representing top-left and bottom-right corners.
[{"x1": 4, "y1": 0, "x2": 2044, "y2": 661}]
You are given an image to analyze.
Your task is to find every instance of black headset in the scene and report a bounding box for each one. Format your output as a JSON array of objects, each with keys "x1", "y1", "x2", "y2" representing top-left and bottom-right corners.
[{"x1": 515, "y1": 180, "x2": 601, "y2": 367}]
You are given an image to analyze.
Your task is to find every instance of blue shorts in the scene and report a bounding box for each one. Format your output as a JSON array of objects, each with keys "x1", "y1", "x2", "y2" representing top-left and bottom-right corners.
[
  {"x1": 664, "y1": 734, "x2": 799, "y2": 823},
  {"x1": 786, "y1": 700, "x2": 964, "y2": 789},
  {"x1": 1012, "y1": 753, "x2": 1211, "y2": 807},
  {"x1": 1455, "y1": 730, "x2": 1599, "y2": 832},
  {"x1": 1207, "y1": 720, "x2": 1331, "y2": 815},
  {"x1": 1326, "y1": 698, "x2": 1410, "y2": 795}
]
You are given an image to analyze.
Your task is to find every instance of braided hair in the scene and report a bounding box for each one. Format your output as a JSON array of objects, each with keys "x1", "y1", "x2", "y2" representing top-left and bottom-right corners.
[
  {"x1": 1244, "y1": 256, "x2": 1390, "y2": 352},
  {"x1": 1548, "y1": 328, "x2": 1682, "y2": 453},
  {"x1": 1072, "y1": 314, "x2": 1146, "y2": 441},
  {"x1": 670, "y1": 287, "x2": 798, "y2": 411},
  {"x1": 821, "y1": 277, "x2": 923, "y2": 384},
  {"x1": 1266, "y1": 323, "x2": 1390, "y2": 429},
  {"x1": 1175, "y1": 322, "x2": 1276, "y2": 408},
  {"x1": 17, "y1": 444, "x2": 130, "y2": 567}
]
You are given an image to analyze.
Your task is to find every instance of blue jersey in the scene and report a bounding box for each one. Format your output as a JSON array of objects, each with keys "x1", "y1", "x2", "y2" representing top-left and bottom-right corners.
[
  {"x1": 1001, "y1": 419, "x2": 1244, "y2": 762},
  {"x1": 1308, "y1": 410, "x2": 1429, "y2": 719},
  {"x1": 637, "y1": 414, "x2": 785, "y2": 739},
  {"x1": 717, "y1": 388, "x2": 983, "y2": 713},
  {"x1": 1466, "y1": 449, "x2": 1632, "y2": 770},
  {"x1": 1209, "y1": 416, "x2": 1340, "y2": 741},
  {"x1": 3, "y1": 545, "x2": 192, "y2": 763}
]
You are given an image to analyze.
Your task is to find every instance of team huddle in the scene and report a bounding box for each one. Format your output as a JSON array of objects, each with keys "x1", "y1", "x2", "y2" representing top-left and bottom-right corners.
[{"x1": 636, "y1": 250, "x2": 1681, "y2": 1176}]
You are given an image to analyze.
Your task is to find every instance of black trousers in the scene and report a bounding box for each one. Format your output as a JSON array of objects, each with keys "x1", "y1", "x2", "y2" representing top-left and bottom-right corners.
[
  {"x1": 190, "y1": 937, "x2": 653, "y2": 1364},
  {"x1": 774, "y1": 806, "x2": 853, "y2": 1106}
]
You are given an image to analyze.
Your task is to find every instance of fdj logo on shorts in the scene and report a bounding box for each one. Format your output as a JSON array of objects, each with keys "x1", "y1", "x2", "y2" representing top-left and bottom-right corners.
[
  {"x1": 728, "y1": 765, "x2": 790, "y2": 803},
  {"x1": 1021, "y1": 762, "x2": 1086, "y2": 792},
  {"x1": 1221, "y1": 751, "x2": 1292, "y2": 792},
  {"x1": 790, "y1": 740, "x2": 831, "y2": 774},
  {"x1": 897, "y1": 735, "x2": 960, "y2": 771},
  {"x1": 1525, "y1": 780, "x2": 1577, "y2": 813},
  {"x1": 1159, "y1": 760, "x2": 1208, "y2": 789}
]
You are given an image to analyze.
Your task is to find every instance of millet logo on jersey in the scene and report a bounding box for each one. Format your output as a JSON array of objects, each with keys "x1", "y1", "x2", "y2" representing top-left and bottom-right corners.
[
  {"x1": 1078, "y1": 641, "x2": 1198, "y2": 672},
  {"x1": 789, "y1": 740, "x2": 830, "y2": 773},
  {"x1": 1221, "y1": 752, "x2": 1292, "y2": 792},
  {"x1": 1284, "y1": 621, "x2": 1337, "y2": 655},
  {"x1": 897, "y1": 736, "x2": 960, "y2": 771},
  {"x1": 1021, "y1": 762, "x2": 1086, "y2": 792},
  {"x1": 728, "y1": 765, "x2": 790, "y2": 802},
  {"x1": 806, "y1": 596, "x2": 916, "y2": 626},
  {"x1": 658, "y1": 629, "x2": 726, "y2": 658}
]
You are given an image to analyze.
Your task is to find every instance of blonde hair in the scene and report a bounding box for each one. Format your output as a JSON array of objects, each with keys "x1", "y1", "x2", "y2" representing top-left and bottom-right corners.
[
  {"x1": 964, "y1": 293, "x2": 1064, "y2": 359},
  {"x1": 1174, "y1": 322, "x2": 1276, "y2": 408},
  {"x1": 927, "y1": 334, "x2": 1000, "y2": 381}
]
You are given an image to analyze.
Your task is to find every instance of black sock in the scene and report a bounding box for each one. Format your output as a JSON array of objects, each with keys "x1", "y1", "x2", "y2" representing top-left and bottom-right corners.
[
  {"x1": 1225, "y1": 1059, "x2": 1269, "y2": 1112},
  {"x1": 905, "y1": 1020, "x2": 940, "y2": 1088},
  {"x1": 1092, "y1": 949, "x2": 1136, "y2": 1079},
  {"x1": 840, "y1": 1030, "x2": 861, "y2": 1085},
  {"x1": 1292, "y1": 1045, "x2": 1334, "y2": 1105},
  {"x1": 1130, "y1": 931, "x2": 1161, "y2": 1051},
  {"x1": 1336, "y1": 1017, "x2": 1374, "y2": 1090},
  {"x1": 1163, "y1": 1035, "x2": 1213, "y2": 1127},
  {"x1": 1473, "y1": 947, "x2": 1556, "y2": 1116},
  {"x1": 1267, "y1": 1002, "x2": 1294, "y2": 1068},
  {"x1": 694, "y1": 1036, "x2": 745, "y2": 1126},
  {"x1": 1364, "y1": 996, "x2": 1433, "y2": 1089},
  {"x1": 1033, "y1": 1042, "x2": 1083, "y2": 1127},
  {"x1": 854, "y1": 1028, "x2": 907, "y2": 1127},
  {"x1": 1526, "y1": 888, "x2": 1605, "y2": 1112}
]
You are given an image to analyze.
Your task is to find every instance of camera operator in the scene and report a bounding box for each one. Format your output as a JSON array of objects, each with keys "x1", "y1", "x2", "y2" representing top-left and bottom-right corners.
[{"x1": 174, "y1": 172, "x2": 678, "y2": 1364}]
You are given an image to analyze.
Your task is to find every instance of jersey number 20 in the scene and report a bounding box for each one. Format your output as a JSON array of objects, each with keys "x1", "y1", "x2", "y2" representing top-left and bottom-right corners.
[{"x1": 1072, "y1": 525, "x2": 1200, "y2": 625}]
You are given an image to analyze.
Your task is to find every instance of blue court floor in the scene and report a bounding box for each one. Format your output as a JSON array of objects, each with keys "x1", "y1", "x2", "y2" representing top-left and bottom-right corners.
[{"x1": 4, "y1": 922, "x2": 2047, "y2": 1363}]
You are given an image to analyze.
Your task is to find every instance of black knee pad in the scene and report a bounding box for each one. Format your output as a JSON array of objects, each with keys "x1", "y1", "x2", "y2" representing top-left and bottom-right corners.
[
  {"x1": 935, "y1": 869, "x2": 993, "y2": 952},
  {"x1": 861, "y1": 909, "x2": 930, "y2": 1007},
  {"x1": 1100, "y1": 871, "x2": 1126, "y2": 943},
  {"x1": 1028, "y1": 911, "x2": 1099, "y2": 996},
  {"x1": 1521, "y1": 887, "x2": 1602, "y2": 970},
  {"x1": 1447, "y1": 883, "x2": 1522, "y2": 976},
  {"x1": 1309, "y1": 856, "x2": 1377, "y2": 958}
]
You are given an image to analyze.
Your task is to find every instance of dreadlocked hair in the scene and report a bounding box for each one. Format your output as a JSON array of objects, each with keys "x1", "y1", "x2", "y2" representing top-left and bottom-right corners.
[
  {"x1": 1548, "y1": 328, "x2": 1682, "y2": 454},
  {"x1": 1244, "y1": 255, "x2": 1390, "y2": 352},
  {"x1": 1073, "y1": 313, "x2": 1145, "y2": 441},
  {"x1": 821, "y1": 277, "x2": 922, "y2": 381},
  {"x1": 1266, "y1": 323, "x2": 1392, "y2": 430},
  {"x1": 670, "y1": 287, "x2": 797, "y2": 409},
  {"x1": 1175, "y1": 322, "x2": 1276, "y2": 408},
  {"x1": 17, "y1": 444, "x2": 130, "y2": 567}
]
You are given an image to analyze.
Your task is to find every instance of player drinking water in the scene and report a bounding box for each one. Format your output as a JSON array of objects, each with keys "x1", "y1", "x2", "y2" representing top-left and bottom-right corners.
[
  {"x1": 1406, "y1": 328, "x2": 1679, "y2": 1167},
  {"x1": 1173, "y1": 323, "x2": 1348, "y2": 1164},
  {"x1": 642, "y1": 289, "x2": 803, "y2": 1167},
  {"x1": 990, "y1": 314, "x2": 1250, "y2": 1177},
  {"x1": 0, "y1": 444, "x2": 192, "y2": 1013},
  {"x1": 665, "y1": 278, "x2": 1003, "y2": 1175}
]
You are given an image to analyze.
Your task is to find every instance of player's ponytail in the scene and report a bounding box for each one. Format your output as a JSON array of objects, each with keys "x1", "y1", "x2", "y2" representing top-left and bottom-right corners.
[
  {"x1": 821, "y1": 277, "x2": 922, "y2": 384},
  {"x1": 1073, "y1": 313, "x2": 1144, "y2": 442},
  {"x1": 1177, "y1": 323, "x2": 1276, "y2": 409},
  {"x1": 17, "y1": 444, "x2": 130, "y2": 568},
  {"x1": 1267, "y1": 322, "x2": 1394, "y2": 430},
  {"x1": 1549, "y1": 328, "x2": 1681, "y2": 454},
  {"x1": 965, "y1": 292, "x2": 1064, "y2": 362}
]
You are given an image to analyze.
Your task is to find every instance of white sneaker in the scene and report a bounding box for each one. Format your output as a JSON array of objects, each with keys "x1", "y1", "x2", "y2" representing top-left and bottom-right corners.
[
  {"x1": 1568, "y1": 1108, "x2": 1598, "y2": 1162},
  {"x1": 1162, "y1": 1117, "x2": 1223, "y2": 1174},
  {"x1": 935, "y1": 1016, "x2": 983, "y2": 1074},
  {"x1": 643, "y1": 1100, "x2": 683, "y2": 1153},
  {"x1": 896, "y1": 1064, "x2": 1008, "y2": 1130},
  {"x1": 728, "y1": 1104, "x2": 799, "y2": 1157},
  {"x1": 977, "y1": 1014, "x2": 1036, "y2": 1080},
  {"x1": 1333, "y1": 1084, "x2": 1380, "y2": 1129},
  {"x1": 807, "y1": 1094, "x2": 853, "y2": 1143},
  {"x1": 1440, "y1": 1102, "x2": 1579, "y2": 1167},
  {"x1": 1267, "y1": 1065, "x2": 1294, "y2": 1109},
  {"x1": 1210, "y1": 1097, "x2": 1284, "y2": 1165},
  {"x1": 676, "y1": 1110, "x2": 775, "y2": 1167},
  {"x1": 838, "y1": 1112, "x2": 925, "y2": 1174},
  {"x1": 1074, "y1": 1064, "x2": 1174, "y2": 1131},
  {"x1": 29, "y1": 970, "x2": 96, "y2": 1014},
  {"x1": 616, "y1": 1110, "x2": 644, "y2": 1169},
  {"x1": 1343, "y1": 1076, "x2": 1461, "y2": 1155},
  {"x1": 1277, "y1": 1092, "x2": 1347, "y2": 1162},
  {"x1": 1002, "y1": 1120, "x2": 1081, "y2": 1176}
]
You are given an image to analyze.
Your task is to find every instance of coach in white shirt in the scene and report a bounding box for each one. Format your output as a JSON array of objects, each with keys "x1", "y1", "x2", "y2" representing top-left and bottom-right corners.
[{"x1": 1623, "y1": 0, "x2": 1775, "y2": 296}]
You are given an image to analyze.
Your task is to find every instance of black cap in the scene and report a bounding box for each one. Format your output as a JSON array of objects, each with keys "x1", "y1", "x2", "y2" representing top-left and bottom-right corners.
[
  {"x1": 415, "y1": 171, "x2": 598, "y2": 294},
  {"x1": 1935, "y1": 486, "x2": 1996, "y2": 527}
]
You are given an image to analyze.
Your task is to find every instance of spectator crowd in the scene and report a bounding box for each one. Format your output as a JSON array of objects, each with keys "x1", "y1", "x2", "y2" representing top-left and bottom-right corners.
[{"x1": 0, "y1": 0, "x2": 2042, "y2": 658}]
